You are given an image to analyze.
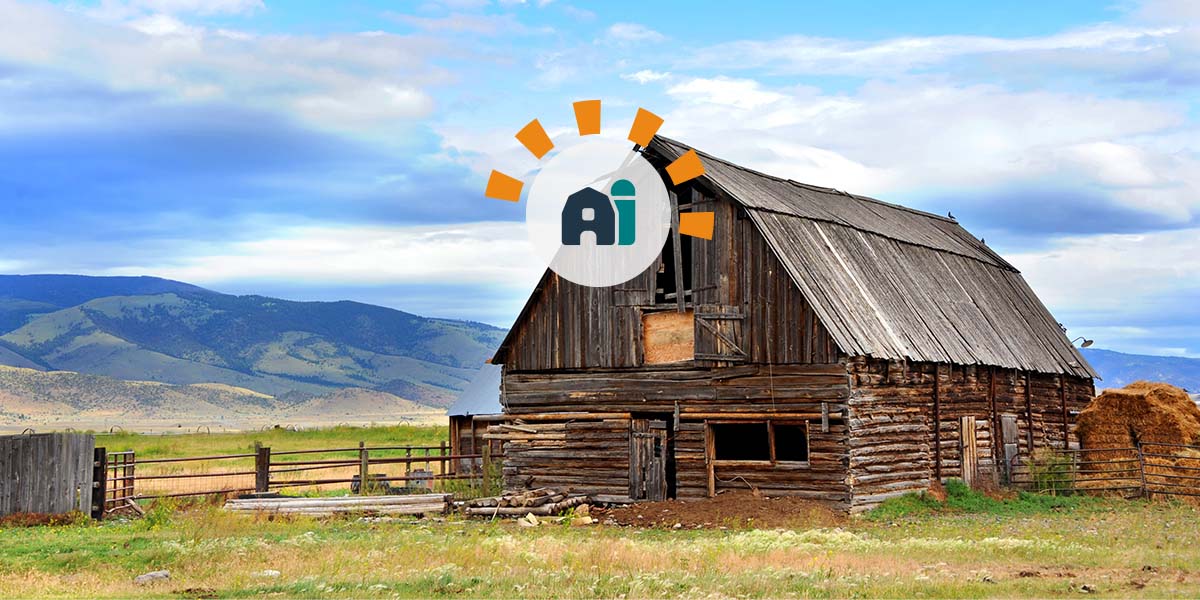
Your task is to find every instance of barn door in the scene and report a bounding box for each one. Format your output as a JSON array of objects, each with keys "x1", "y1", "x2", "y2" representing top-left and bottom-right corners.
[
  {"x1": 630, "y1": 418, "x2": 669, "y2": 501},
  {"x1": 1000, "y1": 414, "x2": 1020, "y2": 484},
  {"x1": 960, "y1": 416, "x2": 979, "y2": 487},
  {"x1": 694, "y1": 304, "x2": 746, "y2": 366}
]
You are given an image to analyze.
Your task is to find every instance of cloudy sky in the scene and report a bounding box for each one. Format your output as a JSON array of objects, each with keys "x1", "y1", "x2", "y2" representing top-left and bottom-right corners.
[{"x1": 0, "y1": 0, "x2": 1197, "y2": 357}]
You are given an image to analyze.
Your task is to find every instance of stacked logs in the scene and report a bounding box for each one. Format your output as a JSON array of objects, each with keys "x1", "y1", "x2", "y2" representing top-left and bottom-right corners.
[
  {"x1": 223, "y1": 494, "x2": 449, "y2": 517},
  {"x1": 463, "y1": 488, "x2": 589, "y2": 517}
]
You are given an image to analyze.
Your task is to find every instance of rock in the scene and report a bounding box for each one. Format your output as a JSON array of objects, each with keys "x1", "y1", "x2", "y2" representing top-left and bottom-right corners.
[
  {"x1": 673, "y1": 523, "x2": 682, "y2": 529},
  {"x1": 252, "y1": 570, "x2": 281, "y2": 578},
  {"x1": 1079, "y1": 584, "x2": 1097, "y2": 594},
  {"x1": 571, "y1": 516, "x2": 594, "y2": 526},
  {"x1": 519, "y1": 513, "x2": 540, "y2": 527},
  {"x1": 134, "y1": 570, "x2": 170, "y2": 585},
  {"x1": 575, "y1": 504, "x2": 590, "y2": 517}
]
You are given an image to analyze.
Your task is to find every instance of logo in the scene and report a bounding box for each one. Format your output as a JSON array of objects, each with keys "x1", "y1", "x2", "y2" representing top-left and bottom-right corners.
[{"x1": 485, "y1": 100, "x2": 713, "y2": 288}]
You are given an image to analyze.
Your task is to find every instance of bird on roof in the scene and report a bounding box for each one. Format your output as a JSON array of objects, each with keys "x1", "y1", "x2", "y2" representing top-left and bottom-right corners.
[{"x1": 947, "y1": 211, "x2": 955, "y2": 219}]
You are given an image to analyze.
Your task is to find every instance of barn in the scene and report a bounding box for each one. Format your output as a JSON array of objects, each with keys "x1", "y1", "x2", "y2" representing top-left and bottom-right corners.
[{"x1": 489, "y1": 136, "x2": 1098, "y2": 512}]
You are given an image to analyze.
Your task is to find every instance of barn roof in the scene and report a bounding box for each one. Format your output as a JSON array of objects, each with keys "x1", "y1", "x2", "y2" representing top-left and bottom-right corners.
[
  {"x1": 648, "y1": 136, "x2": 1097, "y2": 379},
  {"x1": 447, "y1": 364, "x2": 503, "y2": 417}
]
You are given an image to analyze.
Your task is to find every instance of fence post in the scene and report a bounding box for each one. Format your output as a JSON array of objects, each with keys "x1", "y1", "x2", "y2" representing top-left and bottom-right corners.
[
  {"x1": 440, "y1": 440, "x2": 448, "y2": 476},
  {"x1": 91, "y1": 447, "x2": 107, "y2": 520},
  {"x1": 359, "y1": 442, "x2": 369, "y2": 495},
  {"x1": 254, "y1": 443, "x2": 271, "y2": 493},
  {"x1": 1136, "y1": 443, "x2": 1149, "y2": 500}
]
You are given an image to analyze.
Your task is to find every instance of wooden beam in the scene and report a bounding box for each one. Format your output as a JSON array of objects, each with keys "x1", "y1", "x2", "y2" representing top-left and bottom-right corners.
[
  {"x1": 933, "y1": 364, "x2": 941, "y2": 481},
  {"x1": 670, "y1": 190, "x2": 685, "y2": 313}
]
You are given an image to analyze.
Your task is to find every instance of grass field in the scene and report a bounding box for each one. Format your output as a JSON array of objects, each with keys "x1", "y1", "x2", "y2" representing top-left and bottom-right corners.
[
  {"x1": 96, "y1": 425, "x2": 457, "y2": 497},
  {"x1": 96, "y1": 425, "x2": 449, "y2": 460},
  {"x1": 1, "y1": 491, "x2": 1198, "y2": 598}
]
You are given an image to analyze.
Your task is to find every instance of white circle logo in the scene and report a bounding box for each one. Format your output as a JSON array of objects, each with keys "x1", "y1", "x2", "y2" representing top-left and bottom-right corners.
[
  {"x1": 526, "y1": 138, "x2": 670, "y2": 288},
  {"x1": 483, "y1": 101, "x2": 709, "y2": 289}
]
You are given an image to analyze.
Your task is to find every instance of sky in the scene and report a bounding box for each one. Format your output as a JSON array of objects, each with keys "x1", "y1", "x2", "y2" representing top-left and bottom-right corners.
[{"x1": 0, "y1": 0, "x2": 1197, "y2": 357}]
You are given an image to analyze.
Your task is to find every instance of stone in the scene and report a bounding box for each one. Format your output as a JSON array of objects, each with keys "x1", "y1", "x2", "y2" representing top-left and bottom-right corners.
[{"x1": 134, "y1": 570, "x2": 170, "y2": 585}]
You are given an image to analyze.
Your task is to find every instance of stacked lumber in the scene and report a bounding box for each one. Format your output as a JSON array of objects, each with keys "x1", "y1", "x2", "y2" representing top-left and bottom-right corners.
[
  {"x1": 463, "y1": 488, "x2": 589, "y2": 517},
  {"x1": 223, "y1": 494, "x2": 449, "y2": 517}
]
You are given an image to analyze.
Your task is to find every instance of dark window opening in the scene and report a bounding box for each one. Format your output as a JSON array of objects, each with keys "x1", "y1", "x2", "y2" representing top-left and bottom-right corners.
[
  {"x1": 712, "y1": 422, "x2": 769, "y2": 461},
  {"x1": 655, "y1": 228, "x2": 694, "y2": 304},
  {"x1": 773, "y1": 423, "x2": 810, "y2": 462},
  {"x1": 710, "y1": 421, "x2": 811, "y2": 463}
]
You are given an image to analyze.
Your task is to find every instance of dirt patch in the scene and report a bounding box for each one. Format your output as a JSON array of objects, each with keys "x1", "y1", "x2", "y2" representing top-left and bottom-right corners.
[{"x1": 601, "y1": 492, "x2": 844, "y2": 529}]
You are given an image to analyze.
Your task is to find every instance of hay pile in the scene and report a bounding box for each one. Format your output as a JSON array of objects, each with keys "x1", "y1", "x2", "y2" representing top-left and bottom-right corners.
[
  {"x1": 1076, "y1": 382, "x2": 1200, "y2": 500},
  {"x1": 1077, "y1": 381, "x2": 1200, "y2": 450}
]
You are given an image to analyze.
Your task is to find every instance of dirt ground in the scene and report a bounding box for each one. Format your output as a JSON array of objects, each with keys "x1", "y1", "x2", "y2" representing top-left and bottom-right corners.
[{"x1": 600, "y1": 491, "x2": 844, "y2": 529}]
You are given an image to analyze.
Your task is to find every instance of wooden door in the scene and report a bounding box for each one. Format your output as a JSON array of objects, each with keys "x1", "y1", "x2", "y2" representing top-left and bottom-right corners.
[
  {"x1": 960, "y1": 416, "x2": 978, "y2": 487},
  {"x1": 1000, "y1": 414, "x2": 1020, "y2": 484},
  {"x1": 694, "y1": 304, "x2": 746, "y2": 366},
  {"x1": 630, "y1": 419, "x2": 669, "y2": 501}
]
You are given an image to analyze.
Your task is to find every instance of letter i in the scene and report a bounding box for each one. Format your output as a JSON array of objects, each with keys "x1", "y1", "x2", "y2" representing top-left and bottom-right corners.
[{"x1": 611, "y1": 179, "x2": 637, "y2": 246}]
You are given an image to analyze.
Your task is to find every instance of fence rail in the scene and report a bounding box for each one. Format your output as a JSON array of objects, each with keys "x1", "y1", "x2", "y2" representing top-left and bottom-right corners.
[
  {"x1": 1010, "y1": 443, "x2": 1200, "y2": 499},
  {"x1": 100, "y1": 441, "x2": 495, "y2": 515}
]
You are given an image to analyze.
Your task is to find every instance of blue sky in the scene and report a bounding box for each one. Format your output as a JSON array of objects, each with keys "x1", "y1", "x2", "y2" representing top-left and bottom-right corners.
[{"x1": 0, "y1": 0, "x2": 1197, "y2": 357}]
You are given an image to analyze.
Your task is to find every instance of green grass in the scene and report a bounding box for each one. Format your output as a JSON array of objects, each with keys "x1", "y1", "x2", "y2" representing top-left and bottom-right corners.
[
  {"x1": 1, "y1": 499, "x2": 1197, "y2": 598},
  {"x1": 95, "y1": 424, "x2": 448, "y2": 463},
  {"x1": 867, "y1": 479, "x2": 1109, "y2": 521}
]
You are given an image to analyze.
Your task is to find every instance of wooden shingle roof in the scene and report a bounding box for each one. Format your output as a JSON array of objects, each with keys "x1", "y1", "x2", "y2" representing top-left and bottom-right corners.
[{"x1": 650, "y1": 137, "x2": 1097, "y2": 379}]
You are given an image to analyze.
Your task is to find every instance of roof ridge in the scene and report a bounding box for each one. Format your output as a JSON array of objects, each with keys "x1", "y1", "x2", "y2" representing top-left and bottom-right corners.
[{"x1": 654, "y1": 135, "x2": 958, "y2": 225}]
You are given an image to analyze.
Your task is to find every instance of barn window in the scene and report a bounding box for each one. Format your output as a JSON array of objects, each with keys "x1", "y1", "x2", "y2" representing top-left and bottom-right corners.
[
  {"x1": 772, "y1": 423, "x2": 810, "y2": 462},
  {"x1": 655, "y1": 226, "x2": 693, "y2": 304},
  {"x1": 711, "y1": 423, "x2": 770, "y2": 460},
  {"x1": 710, "y1": 421, "x2": 810, "y2": 464}
]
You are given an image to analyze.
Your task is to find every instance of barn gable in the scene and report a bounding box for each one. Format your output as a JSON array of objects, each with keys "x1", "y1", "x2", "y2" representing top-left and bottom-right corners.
[{"x1": 494, "y1": 136, "x2": 1095, "y2": 380}]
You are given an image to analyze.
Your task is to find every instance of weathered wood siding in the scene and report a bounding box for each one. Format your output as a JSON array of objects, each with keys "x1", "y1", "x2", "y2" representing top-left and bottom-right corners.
[
  {"x1": 496, "y1": 364, "x2": 851, "y2": 507},
  {"x1": 0, "y1": 433, "x2": 94, "y2": 516},
  {"x1": 499, "y1": 184, "x2": 839, "y2": 372},
  {"x1": 846, "y1": 358, "x2": 1095, "y2": 511}
]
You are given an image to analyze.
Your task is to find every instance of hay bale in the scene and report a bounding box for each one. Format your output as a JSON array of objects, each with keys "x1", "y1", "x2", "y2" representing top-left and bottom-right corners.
[
  {"x1": 1077, "y1": 382, "x2": 1200, "y2": 500},
  {"x1": 1077, "y1": 381, "x2": 1200, "y2": 450}
]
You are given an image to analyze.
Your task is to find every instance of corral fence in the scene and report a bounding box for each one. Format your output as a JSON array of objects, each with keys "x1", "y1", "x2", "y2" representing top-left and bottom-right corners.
[
  {"x1": 95, "y1": 442, "x2": 495, "y2": 518},
  {"x1": 1010, "y1": 443, "x2": 1200, "y2": 499}
]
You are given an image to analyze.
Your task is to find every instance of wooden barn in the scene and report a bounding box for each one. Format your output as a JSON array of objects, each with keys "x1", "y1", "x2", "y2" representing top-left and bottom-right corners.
[{"x1": 489, "y1": 136, "x2": 1098, "y2": 512}]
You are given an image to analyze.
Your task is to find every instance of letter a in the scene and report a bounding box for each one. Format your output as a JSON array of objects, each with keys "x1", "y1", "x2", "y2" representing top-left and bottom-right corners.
[{"x1": 562, "y1": 187, "x2": 616, "y2": 245}]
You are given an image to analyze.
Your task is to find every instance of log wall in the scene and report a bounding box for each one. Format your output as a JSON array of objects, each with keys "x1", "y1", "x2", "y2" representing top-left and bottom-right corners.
[
  {"x1": 494, "y1": 363, "x2": 852, "y2": 507},
  {"x1": 846, "y1": 357, "x2": 1095, "y2": 512}
]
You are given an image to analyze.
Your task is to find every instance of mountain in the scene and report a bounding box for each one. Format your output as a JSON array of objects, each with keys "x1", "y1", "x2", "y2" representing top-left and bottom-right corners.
[
  {"x1": 0, "y1": 275, "x2": 506, "y2": 408},
  {"x1": 0, "y1": 365, "x2": 439, "y2": 425},
  {"x1": 1082, "y1": 348, "x2": 1200, "y2": 393}
]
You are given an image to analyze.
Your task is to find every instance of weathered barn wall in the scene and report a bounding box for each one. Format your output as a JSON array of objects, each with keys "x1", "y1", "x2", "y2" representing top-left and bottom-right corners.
[
  {"x1": 498, "y1": 186, "x2": 839, "y2": 372},
  {"x1": 846, "y1": 358, "x2": 1095, "y2": 511},
  {"x1": 495, "y1": 363, "x2": 852, "y2": 507}
]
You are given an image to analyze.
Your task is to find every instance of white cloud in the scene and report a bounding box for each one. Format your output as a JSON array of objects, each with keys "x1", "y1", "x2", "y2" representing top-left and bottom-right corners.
[
  {"x1": 88, "y1": 0, "x2": 263, "y2": 19},
  {"x1": 606, "y1": 22, "x2": 665, "y2": 43},
  {"x1": 621, "y1": 69, "x2": 670, "y2": 84},
  {"x1": 102, "y1": 222, "x2": 544, "y2": 289},
  {"x1": 653, "y1": 75, "x2": 1196, "y2": 225},
  {"x1": 682, "y1": 24, "x2": 1180, "y2": 77},
  {"x1": 1008, "y1": 228, "x2": 1200, "y2": 356},
  {"x1": 0, "y1": 0, "x2": 450, "y2": 133}
]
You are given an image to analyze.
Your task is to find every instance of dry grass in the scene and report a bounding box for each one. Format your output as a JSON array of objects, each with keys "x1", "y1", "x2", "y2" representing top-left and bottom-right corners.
[{"x1": 2, "y1": 500, "x2": 1199, "y2": 598}]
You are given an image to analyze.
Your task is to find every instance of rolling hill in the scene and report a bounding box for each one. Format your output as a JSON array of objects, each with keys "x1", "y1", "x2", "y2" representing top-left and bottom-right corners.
[{"x1": 0, "y1": 275, "x2": 505, "y2": 409}]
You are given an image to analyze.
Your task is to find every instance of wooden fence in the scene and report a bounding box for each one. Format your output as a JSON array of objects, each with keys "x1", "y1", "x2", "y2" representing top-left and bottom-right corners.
[
  {"x1": 1010, "y1": 443, "x2": 1200, "y2": 499},
  {"x1": 0, "y1": 432, "x2": 94, "y2": 517},
  {"x1": 97, "y1": 442, "x2": 492, "y2": 516}
]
